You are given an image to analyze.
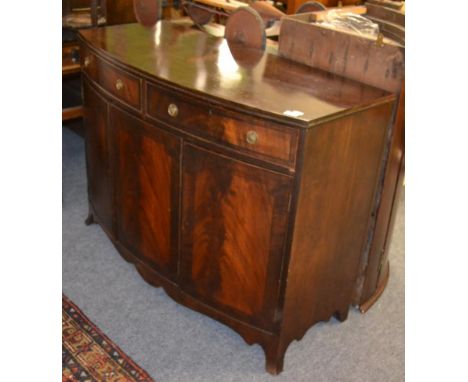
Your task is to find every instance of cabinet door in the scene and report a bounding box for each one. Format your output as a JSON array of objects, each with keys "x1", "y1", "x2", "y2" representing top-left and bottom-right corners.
[
  {"x1": 83, "y1": 81, "x2": 113, "y2": 231},
  {"x1": 110, "y1": 105, "x2": 181, "y2": 280},
  {"x1": 180, "y1": 144, "x2": 293, "y2": 330}
]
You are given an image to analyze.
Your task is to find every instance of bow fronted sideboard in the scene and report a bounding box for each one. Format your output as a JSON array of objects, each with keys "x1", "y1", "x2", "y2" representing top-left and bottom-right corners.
[{"x1": 78, "y1": 21, "x2": 396, "y2": 374}]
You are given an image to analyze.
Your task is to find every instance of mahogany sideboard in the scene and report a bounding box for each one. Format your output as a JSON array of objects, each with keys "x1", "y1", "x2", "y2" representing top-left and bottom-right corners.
[{"x1": 78, "y1": 21, "x2": 396, "y2": 374}]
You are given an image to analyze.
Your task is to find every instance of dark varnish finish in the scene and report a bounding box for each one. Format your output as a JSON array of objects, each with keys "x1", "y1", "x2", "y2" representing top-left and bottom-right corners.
[
  {"x1": 110, "y1": 105, "x2": 181, "y2": 280},
  {"x1": 180, "y1": 144, "x2": 293, "y2": 332},
  {"x1": 79, "y1": 21, "x2": 396, "y2": 374},
  {"x1": 82, "y1": 46, "x2": 141, "y2": 110},
  {"x1": 82, "y1": 82, "x2": 112, "y2": 230},
  {"x1": 146, "y1": 83, "x2": 300, "y2": 170},
  {"x1": 79, "y1": 21, "x2": 392, "y2": 125}
]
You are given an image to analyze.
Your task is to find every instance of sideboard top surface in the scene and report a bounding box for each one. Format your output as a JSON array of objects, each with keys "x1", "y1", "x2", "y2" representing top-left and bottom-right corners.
[{"x1": 79, "y1": 20, "x2": 394, "y2": 127}]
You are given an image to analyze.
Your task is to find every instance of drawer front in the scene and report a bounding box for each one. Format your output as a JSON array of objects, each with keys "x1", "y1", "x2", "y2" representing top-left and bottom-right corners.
[
  {"x1": 146, "y1": 83, "x2": 299, "y2": 169},
  {"x1": 80, "y1": 46, "x2": 97, "y2": 79},
  {"x1": 81, "y1": 47, "x2": 141, "y2": 109}
]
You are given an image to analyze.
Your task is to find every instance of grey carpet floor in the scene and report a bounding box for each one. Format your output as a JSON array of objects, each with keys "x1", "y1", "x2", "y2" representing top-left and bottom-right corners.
[{"x1": 62, "y1": 127, "x2": 404, "y2": 382}]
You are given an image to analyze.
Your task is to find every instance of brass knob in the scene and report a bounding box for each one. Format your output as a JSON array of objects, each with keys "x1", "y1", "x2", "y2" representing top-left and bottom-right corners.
[
  {"x1": 168, "y1": 103, "x2": 179, "y2": 117},
  {"x1": 84, "y1": 56, "x2": 90, "y2": 68},
  {"x1": 246, "y1": 130, "x2": 258, "y2": 145},
  {"x1": 115, "y1": 79, "x2": 124, "y2": 91}
]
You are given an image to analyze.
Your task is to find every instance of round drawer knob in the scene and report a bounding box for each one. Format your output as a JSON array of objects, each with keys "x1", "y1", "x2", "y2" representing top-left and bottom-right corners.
[
  {"x1": 168, "y1": 103, "x2": 179, "y2": 117},
  {"x1": 115, "y1": 79, "x2": 124, "y2": 91},
  {"x1": 84, "y1": 56, "x2": 90, "y2": 68},
  {"x1": 246, "y1": 130, "x2": 258, "y2": 145}
]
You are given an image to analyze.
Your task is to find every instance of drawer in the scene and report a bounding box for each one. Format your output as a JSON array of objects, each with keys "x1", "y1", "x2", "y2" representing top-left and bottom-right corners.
[
  {"x1": 81, "y1": 48, "x2": 141, "y2": 110},
  {"x1": 146, "y1": 83, "x2": 299, "y2": 169}
]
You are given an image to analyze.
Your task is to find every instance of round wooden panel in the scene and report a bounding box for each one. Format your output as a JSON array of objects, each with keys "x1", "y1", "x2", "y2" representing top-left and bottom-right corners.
[
  {"x1": 227, "y1": 40, "x2": 265, "y2": 68},
  {"x1": 296, "y1": 1, "x2": 327, "y2": 13},
  {"x1": 225, "y1": 7, "x2": 266, "y2": 51},
  {"x1": 186, "y1": 3, "x2": 214, "y2": 26},
  {"x1": 133, "y1": 0, "x2": 162, "y2": 27}
]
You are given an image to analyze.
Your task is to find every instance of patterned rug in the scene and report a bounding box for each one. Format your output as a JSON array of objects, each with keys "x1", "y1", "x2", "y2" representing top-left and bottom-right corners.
[{"x1": 62, "y1": 294, "x2": 155, "y2": 382}]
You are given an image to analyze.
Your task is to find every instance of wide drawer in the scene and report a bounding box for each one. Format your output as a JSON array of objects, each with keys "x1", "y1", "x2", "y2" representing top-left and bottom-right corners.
[
  {"x1": 81, "y1": 47, "x2": 141, "y2": 110},
  {"x1": 146, "y1": 83, "x2": 299, "y2": 169}
]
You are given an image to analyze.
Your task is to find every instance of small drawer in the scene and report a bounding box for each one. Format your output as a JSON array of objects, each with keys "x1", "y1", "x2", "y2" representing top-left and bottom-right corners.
[
  {"x1": 81, "y1": 48, "x2": 141, "y2": 110},
  {"x1": 81, "y1": 47, "x2": 97, "y2": 79},
  {"x1": 146, "y1": 83, "x2": 299, "y2": 169}
]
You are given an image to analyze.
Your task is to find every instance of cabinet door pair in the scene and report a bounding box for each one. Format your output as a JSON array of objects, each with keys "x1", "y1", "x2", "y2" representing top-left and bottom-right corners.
[{"x1": 85, "y1": 86, "x2": 292, "y2": 330}]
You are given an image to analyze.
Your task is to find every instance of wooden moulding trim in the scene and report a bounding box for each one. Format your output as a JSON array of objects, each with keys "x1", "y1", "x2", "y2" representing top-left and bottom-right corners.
[{"x1": 358, "y1": 261, "x2": 390, "y2": 313}]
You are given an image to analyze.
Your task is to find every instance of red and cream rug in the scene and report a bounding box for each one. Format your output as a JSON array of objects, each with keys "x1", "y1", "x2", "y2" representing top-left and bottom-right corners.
[{"x1": 62, "y1": 294, "x2": 154, "y2": 382}]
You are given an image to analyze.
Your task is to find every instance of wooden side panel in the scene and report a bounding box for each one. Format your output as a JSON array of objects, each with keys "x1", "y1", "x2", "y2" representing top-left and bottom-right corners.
[
  {"x1": 83, "y1": 81, "x2": 113, "y2": 231},
  {"x1": 280, "y1": 102, "x2": 394, "y2": 345},
  {"x1": 355, "y1": 86, "x2": 405, "y2": 306},
  {"x1": 110, "y1": 105, "x2": 181, "y2": 280},
  {"x1": 180, "y1": 144, "x2": 293, "y2": 331},
  {"x1": 377, "y1": 152, "x2": 404, "y2": 287}
]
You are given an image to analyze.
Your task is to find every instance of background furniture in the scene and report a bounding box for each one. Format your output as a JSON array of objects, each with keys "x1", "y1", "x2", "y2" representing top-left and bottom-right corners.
[
  {"x1": 62, "y1": 0, "x2": 136, "y2": 123},
  {"x1": 79, "y1": 21, "x2": 396, "y2": 374},
  {"x1": 285, "y1": 0, "x2": 360, "y2": 14},
  {"x1": 353, "y1": 0, "x2": 405, "y2": 311}
]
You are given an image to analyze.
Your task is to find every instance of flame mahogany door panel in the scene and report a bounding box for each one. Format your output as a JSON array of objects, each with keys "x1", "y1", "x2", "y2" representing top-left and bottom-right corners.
[
  {"x1": 110, "y1": 105, "x2": 181, "y2": 280},
  {"x1": 83, "y1": 82, "x2": 113, "y2": 231},
  {"x1": 180, "y1": 143, "x2": 293, "y2": 331}
]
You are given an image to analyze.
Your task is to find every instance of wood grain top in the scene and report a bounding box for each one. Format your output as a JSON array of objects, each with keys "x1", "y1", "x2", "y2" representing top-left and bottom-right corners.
[{"x1": 79, "y1": 20, "x2": 394, "y2": 127}]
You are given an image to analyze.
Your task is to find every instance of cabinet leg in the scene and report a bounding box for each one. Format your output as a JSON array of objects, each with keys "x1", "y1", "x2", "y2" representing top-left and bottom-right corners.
[
  {"x1": 263, "y1": 340, "x2": 286, "y2": 375},
  {"x1": 334, "y1": 306, "x2": 349, "y2": 322},
  {"x1": 85, "y1": 212, "x2": 94, "y2": 226}
]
